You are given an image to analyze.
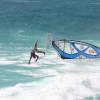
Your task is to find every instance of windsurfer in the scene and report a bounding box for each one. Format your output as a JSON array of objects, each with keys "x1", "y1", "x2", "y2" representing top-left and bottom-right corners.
[{"x1": 28, "y1": 40, "x2": 45, "y2": 64}]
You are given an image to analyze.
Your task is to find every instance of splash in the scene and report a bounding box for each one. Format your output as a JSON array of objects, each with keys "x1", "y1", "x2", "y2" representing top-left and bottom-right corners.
[{"x1": 0, "y1": 51, "x2": 100, "y2": 100}]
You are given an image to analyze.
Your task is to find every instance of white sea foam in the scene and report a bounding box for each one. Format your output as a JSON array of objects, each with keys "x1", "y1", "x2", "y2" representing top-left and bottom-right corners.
[
  {"x1": 0, "y1": 59, "x2": 17, "y2": 65},
  {"x1": 0, "y1": 51, "x2": 100, "y2": 100},
  {"x1": 0, "y1": 72, "x2": 100, "y2": 100}
]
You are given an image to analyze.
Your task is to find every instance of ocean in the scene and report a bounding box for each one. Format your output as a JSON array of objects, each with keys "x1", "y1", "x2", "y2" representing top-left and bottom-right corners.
[{"x1": 0, "y1": 0, "x2": 100, "y2": 100}]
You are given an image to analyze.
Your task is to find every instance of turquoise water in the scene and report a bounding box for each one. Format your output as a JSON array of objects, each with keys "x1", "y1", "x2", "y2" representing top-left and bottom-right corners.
[{"x1": 0, "y1": 0, "x2": 100, "y2": 100}]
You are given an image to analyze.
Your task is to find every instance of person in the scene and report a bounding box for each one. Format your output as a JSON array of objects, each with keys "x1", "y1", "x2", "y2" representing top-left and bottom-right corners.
[{"x1": 28, "y1": 40, "x2": 45, "y2": 64}]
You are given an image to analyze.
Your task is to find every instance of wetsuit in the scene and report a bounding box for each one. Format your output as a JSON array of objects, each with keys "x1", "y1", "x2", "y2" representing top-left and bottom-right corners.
[
  {"x1": 28, "y1": 49, "x2": 39, "y2": 64},
  {"x1": 28, "y1": 41, "x2": 45, "y2": 64}
]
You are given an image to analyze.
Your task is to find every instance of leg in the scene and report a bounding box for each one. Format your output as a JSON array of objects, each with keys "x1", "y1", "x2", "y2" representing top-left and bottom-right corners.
[
  {"x1": 35, "y1": 55, "x2": 39, "y2": 62},
  {"x1": 28, "y1": 54, "x2": 32, "y2": 64},
  {"x1": 31, "y1": 53, "x2": 39, "y2": 63}
]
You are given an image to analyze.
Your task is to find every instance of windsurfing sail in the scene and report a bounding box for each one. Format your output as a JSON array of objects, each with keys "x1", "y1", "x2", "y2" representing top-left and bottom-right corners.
[
  {"x1": 45, "y1": 33, "x2": 53, "y2": 53},
  {"x1": 52, "y1": 39, "x2": 100, "y2": 59}
]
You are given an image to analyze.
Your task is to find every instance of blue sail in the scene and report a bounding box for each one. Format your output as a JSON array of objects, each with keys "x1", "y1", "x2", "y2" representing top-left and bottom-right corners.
[{"x1": 52, "y1": 40, "x2": 100, "y2": 59}]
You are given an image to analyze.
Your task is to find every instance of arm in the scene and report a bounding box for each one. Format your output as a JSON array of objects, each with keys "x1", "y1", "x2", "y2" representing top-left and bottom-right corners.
[{"x1": 35, "y1": 49, "x2": 45, "y2": 55}]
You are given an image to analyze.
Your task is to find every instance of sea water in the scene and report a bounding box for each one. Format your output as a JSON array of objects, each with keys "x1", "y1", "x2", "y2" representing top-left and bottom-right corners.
[{"x1": 0, "y1": 0, "x2": 100, "y2": 100}]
